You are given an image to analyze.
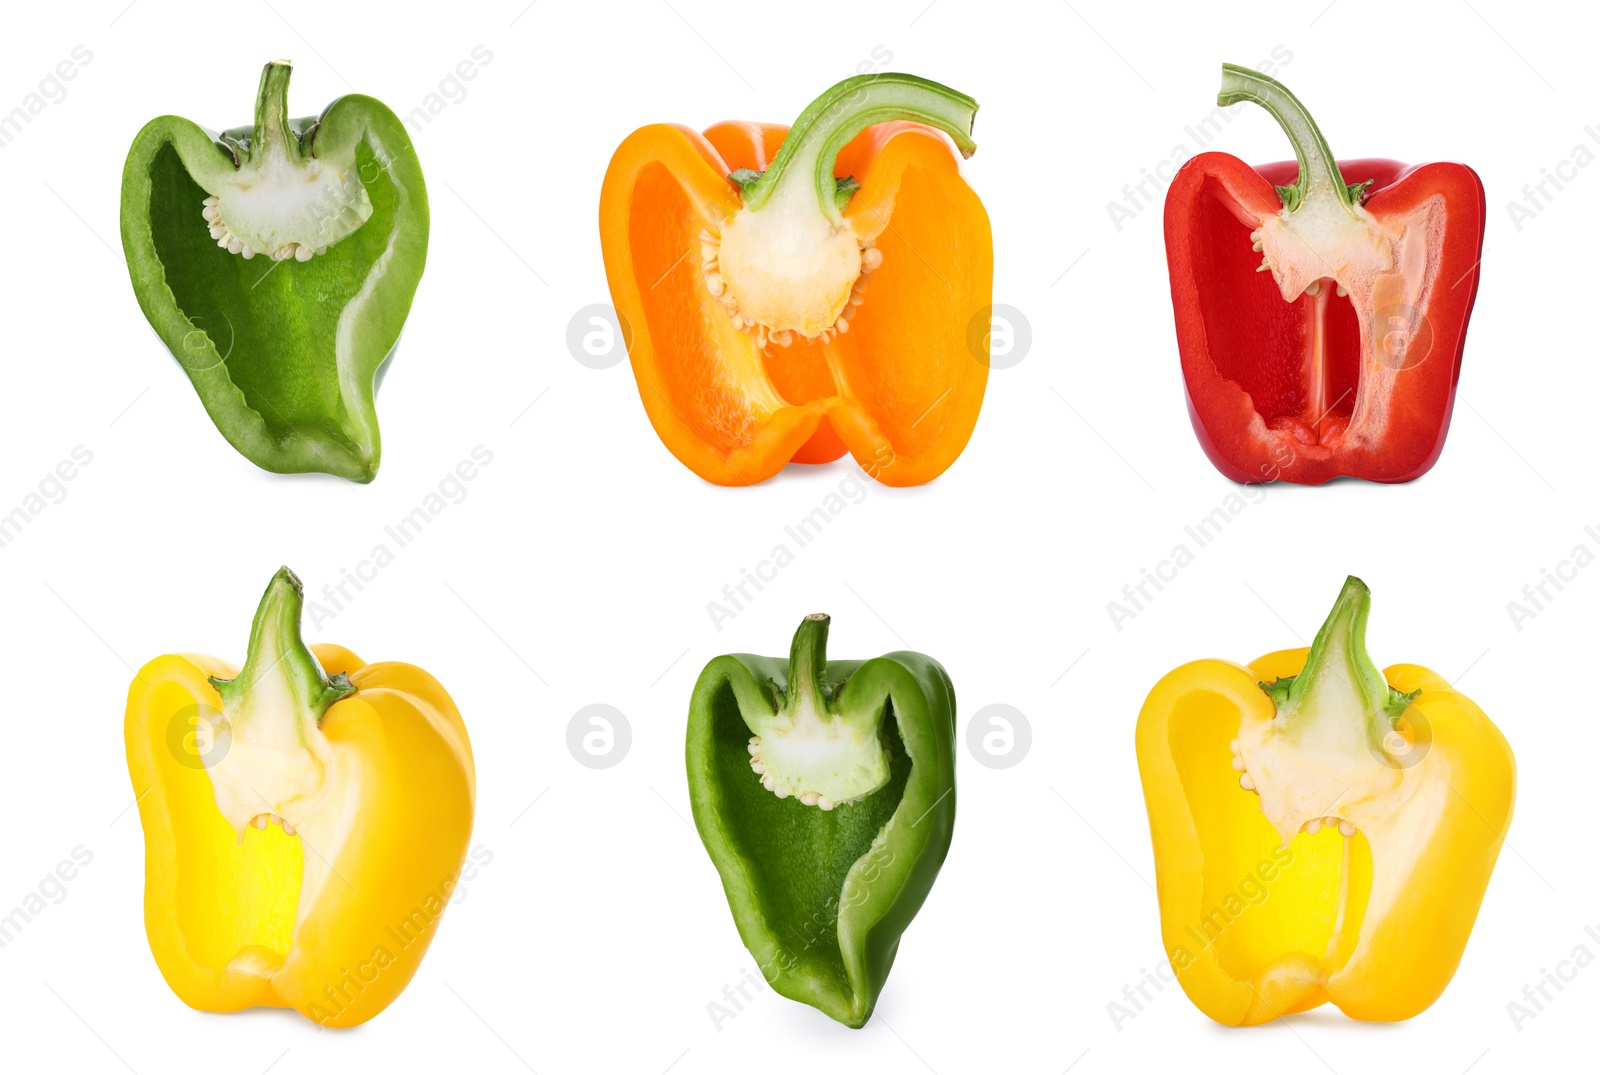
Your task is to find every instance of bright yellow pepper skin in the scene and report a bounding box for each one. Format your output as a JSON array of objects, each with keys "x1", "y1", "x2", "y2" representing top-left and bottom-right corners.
[
  {"x1": 124, "y1": 568, "x2": 475, "y2": 1027},
  {"x1": 1135, "y1": 577, "x2": 1515, "y2": 1025}
]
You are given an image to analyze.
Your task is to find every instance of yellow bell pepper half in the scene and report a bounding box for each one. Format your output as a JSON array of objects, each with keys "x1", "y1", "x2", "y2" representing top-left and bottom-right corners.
[
  {"x1": 1135, "y1": 577, "x2": 1515, "y2": 1025},
  {"x1": 124, "y1": 568, "x2": 475, "y2": 1027}
]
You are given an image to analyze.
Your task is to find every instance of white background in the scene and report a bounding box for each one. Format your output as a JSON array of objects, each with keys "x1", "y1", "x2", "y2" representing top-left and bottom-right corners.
[{"x1": 0, "y1": 0, "x2": 1594, "y2": 1071}]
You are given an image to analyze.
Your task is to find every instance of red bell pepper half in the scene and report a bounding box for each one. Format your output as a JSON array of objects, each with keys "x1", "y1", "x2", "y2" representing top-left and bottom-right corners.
[{"x1": 1164, "y1": 65, "x2": 1485, "y2": 484}]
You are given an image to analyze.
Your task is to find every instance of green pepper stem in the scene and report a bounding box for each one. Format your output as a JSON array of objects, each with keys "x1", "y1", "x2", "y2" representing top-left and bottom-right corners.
[
  {"x1": 250, "y1": 59, "x2": 303, "y2": 166},
  {"x1": 210, "y1": 567, "x2": 354, "y2": 723},
  {"x1": 785, "y1": 613, "x2": 832, "y2": 715},
  {"x1": 740, "y1": 73, "x2": 978, "y2": 224},
  {"x1": 1260, "y1": 576, "x2": 1416, "y2": 731},
  {"x1": 1217, "y1": 64, "x2": 1364, "y2": 215}
]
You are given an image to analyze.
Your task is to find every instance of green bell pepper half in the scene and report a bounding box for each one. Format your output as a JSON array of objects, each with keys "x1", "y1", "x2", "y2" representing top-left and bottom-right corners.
[
  {"x1": 686, "y1": 614, "x2": 957, "y2": 1027},
  {"x1": 120, "y1": 60, "x2": 428, "y2": 482}
]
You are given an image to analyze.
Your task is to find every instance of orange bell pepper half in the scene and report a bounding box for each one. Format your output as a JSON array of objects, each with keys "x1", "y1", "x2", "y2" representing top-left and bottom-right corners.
[
  {"x1": 599, "y1": 74, "x2": 992, "y2": 486},
  {"x1": 1135, "y1": 577, "x2": 1515, "y2": 1024}
]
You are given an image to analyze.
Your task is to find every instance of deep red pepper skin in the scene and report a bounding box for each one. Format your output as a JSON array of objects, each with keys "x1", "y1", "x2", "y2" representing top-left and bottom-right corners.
[{"x1": 1165, "y1": 154, "x2": 1486, "y2": 484}]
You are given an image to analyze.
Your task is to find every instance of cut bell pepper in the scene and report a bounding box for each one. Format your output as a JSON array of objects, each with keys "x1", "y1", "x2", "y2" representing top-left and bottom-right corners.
[
  {"x1": 686, "y1": 614, "x2": 957, "y2": 1026},
  {"x1": 121, "y1": 60, "x2": 429, "y2": 481},
  {"x1": 600, "y1": 75, "x2": 992, "y2": 486},
  {"x1": 1135, "y1": 577, "x2": 1515, "y2": 1024},
  {"x1": 124, "y1": 568, "x2": 474, "y2": 1027},
  {"x1": 1164, "y1": 65, "x2": 1485, "y2": 484}
]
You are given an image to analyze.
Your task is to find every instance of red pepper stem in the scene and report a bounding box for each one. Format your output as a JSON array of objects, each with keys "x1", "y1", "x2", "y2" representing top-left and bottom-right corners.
[
  {"x1": 738, "y1": 74, "x2": 977, "y2": 225},
  {"x1": 1217, "y1": 64, "x2": 1359, "y2": 215},
  {"x1": 250, "y1": 60, "x2": 303, "y2": 166},
  {"x1": 785, "y1": 613, "x2": 832, "y2": 715}
]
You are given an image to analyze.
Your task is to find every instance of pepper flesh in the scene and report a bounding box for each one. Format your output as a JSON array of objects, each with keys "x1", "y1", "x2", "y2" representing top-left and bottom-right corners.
[
  {"x1": 124, "y1": 568, "x2": 474, "y2": 1027},
  {"x1": 120, "y1": 60, "x2": 429, "y2": 481},
  {"x1": 599, "y1": 74, "x2": 992, "y2": 486},
  {"x1": 1164, "y1": 65, "x2": 1485, "y2": 484},
  {"x1": 1135, "y1": 578, "x2": 1514, "y2": 1024},
  {"x1": 687, "y1": 614, "x2": 957, "y2": 1026}
]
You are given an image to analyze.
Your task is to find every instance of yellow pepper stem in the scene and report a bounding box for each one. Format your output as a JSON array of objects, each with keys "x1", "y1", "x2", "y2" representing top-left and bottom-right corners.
[
  {"x1": 1258, "y1": 576, "x2": 1418, "y2": 745},
  {"x1": 209, "y1": 566, "x2": 354, "y2": 729},
  {"x1": 201, "y1": 567, "x2": 353, "y2": 836}
]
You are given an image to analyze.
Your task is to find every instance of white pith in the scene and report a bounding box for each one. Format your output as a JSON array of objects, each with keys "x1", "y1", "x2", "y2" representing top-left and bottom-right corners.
[
  {"x1": 703, "y1": 198, "x2": 880, "y2": 351},
  {"x1": 201, "y1": 153, "x2": 373, "y2": 262},
  {"x1": 205, "y1": 668, "x2": 339, "y2": 839},
  {"x1": 747, "y1": 691, "x2": 890, "y2": 810},
  {"x1": 1252, "y1": 194, "x2": 1388, "y2": 305},
  {"x1": 1231, "y1": 634, "x2": 1408, "y2": 846},
  {"x1": 1248, "y1": 193, "x2": 1445, "y2": 448}
]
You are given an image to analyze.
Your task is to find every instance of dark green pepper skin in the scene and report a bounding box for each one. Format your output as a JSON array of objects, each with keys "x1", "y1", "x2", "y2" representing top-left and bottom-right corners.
[
  {"x1": 119, "y1": 61, "x2": 427, "y2": 482},
  {"x1": 686, "y1": 615, "x2": 957, "y2": 1027}
]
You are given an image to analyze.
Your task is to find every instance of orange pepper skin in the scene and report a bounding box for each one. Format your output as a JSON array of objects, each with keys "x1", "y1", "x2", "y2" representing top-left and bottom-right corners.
[
  {"x1": 1135, "y1": 597, "x2": 1514, "y2": 1025},
  {"x1": 599, "y1": 117, "x2": 991, "y2": 486},
  {"x1": 124, "y1": 574, "x2": 475, "y2": 1028}
]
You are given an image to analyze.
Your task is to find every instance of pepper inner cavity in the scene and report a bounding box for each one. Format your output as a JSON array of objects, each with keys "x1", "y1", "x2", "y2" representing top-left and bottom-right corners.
[{"x1": 1247, "y1": 222, "x2": 1366, "y2": 447}]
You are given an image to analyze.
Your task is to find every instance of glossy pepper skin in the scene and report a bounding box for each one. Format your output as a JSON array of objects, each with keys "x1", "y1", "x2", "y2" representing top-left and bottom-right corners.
[
  {"x1": 687, "y1": 615, "x2": 957, "y2": 1026},
  {"x1": 1164, "y1": 65, "x2": 1485, "y2": 484},
  {"x1": 1135, "y1": 578, "x2": 1514, "y2": 1024},
  {"x1": 124, "y1": 568, "x2": 473, "y2": 1027},
  {"x1": 121, "y1": 61, "x2": 428, "y2": 481},
  {"x1": 600, "y1": 74, "x2": 992, "y2": 486}
]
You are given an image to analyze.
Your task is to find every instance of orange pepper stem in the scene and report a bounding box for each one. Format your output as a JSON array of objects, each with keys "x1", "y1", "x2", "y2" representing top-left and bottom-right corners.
[
  {"x1": 736, "y1": 73, "x2": 978, "y2": 224},
  {"x1": 1259, "y1": 576, "x2": 1418, "y2": 732},
  {"x1": 208, "y1": 566, "x2": 354, "y2": 724}
]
